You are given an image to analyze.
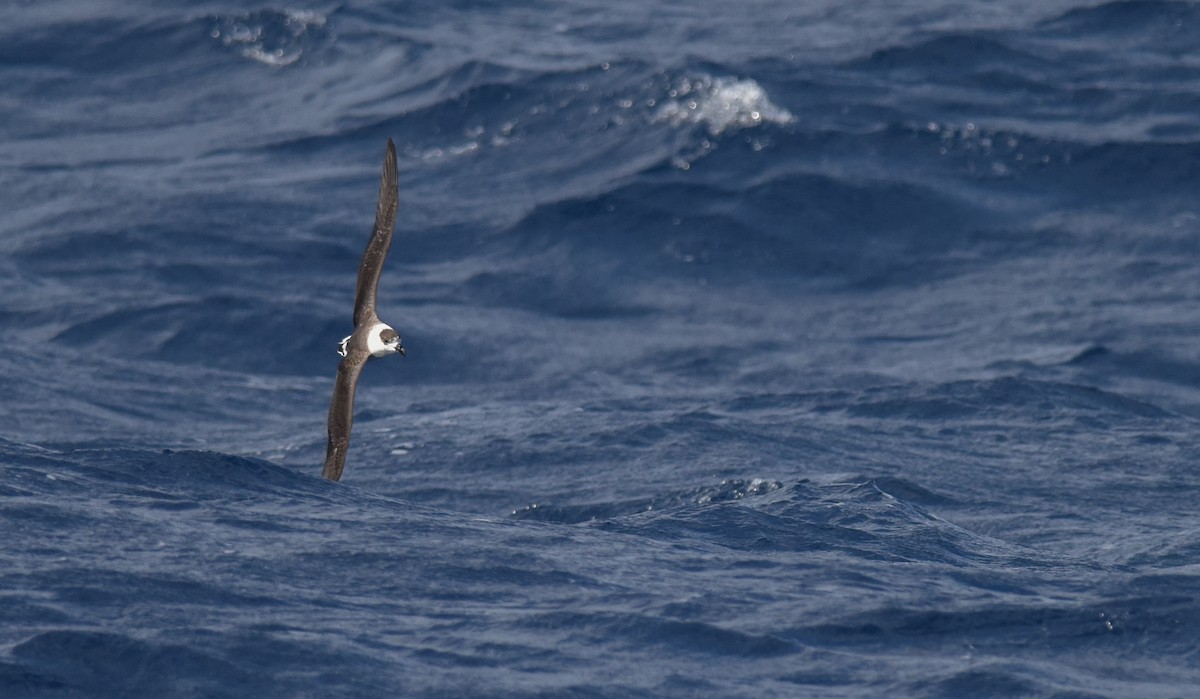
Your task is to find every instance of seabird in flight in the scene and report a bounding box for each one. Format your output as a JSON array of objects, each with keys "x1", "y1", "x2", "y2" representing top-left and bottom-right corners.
[{"x1": 323, "y1": 139, "x2": 406, "y2": 482}]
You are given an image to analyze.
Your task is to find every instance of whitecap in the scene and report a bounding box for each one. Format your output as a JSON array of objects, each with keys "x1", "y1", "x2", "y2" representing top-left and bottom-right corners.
[{"x1": 653, "y1": 74, "x2": 795, "y2": 136}]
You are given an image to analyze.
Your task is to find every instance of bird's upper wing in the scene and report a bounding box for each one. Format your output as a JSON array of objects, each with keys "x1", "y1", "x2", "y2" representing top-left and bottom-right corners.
[
  {"x1": 322, "y1": 350, "x2": 368, "y2": 481},
  {"x1": 353, "y1": 138, "x2": 399, "y2": 327}
]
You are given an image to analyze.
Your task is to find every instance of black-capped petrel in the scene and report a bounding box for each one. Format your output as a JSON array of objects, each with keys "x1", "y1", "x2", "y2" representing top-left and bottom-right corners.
[{"x1": 323, "y1": 139, "x2": 406, "y2": 482}]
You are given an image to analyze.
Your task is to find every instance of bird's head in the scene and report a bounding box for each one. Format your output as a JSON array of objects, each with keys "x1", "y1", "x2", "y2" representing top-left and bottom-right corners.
[{"x1": 369, "y1": 324, "x2": 405, "y2": 358}]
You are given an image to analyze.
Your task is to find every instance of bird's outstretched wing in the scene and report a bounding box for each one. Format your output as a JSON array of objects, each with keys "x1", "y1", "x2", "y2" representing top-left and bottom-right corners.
[
  {"x1": 323, "y1": 350, "x2": 368, "y2": 481},
  {"x1": 353, "y1": 138, "x2": 399, "y2": 327}
]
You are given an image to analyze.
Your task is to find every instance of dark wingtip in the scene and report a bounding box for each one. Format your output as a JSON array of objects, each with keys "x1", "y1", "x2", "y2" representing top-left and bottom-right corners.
[
  {"x1": 384, "y1": 137, "x2": 396, "y2": 167},
  {"x1": 380, "y1": 138, "x2": 398, "y2": 197},
  {"x1": 376, "y1": 137, "x2": 398, "y2": 218}
]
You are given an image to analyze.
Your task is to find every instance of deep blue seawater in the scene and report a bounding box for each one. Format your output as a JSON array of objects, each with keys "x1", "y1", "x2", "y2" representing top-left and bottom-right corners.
[{"x1": 3, "y1": 1, "x2": 1200, "y2": 696}]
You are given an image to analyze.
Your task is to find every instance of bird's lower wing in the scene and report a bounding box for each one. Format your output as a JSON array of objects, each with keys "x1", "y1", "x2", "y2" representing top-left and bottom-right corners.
[{"x1": 323, "y1": 352, "x2": 367, "y2": 481}]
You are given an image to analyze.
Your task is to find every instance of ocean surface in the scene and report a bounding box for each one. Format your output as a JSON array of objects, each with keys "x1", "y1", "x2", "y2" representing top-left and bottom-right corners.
[{"x1": 3, "y1": 1, "x2": 1200, "y2": 696}]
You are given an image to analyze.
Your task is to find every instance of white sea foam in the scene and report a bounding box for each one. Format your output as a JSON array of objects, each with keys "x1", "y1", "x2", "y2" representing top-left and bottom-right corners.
[
  {"x1": 210, "y1": 9, "x2": 326, "y2": 67},
  {"x1": 653, "y1": 75, "x2": 794, "y2": 136}
]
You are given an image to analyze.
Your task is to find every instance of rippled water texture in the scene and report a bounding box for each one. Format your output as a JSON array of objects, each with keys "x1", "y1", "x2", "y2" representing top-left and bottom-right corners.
[{"x1": 2, "y1": 1, "x2": 1200, "y2": 697}]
